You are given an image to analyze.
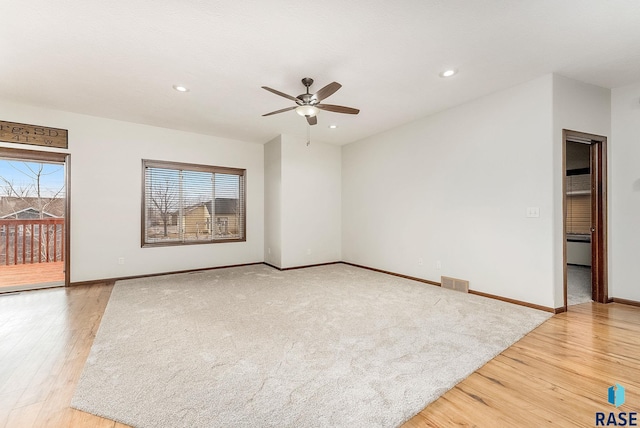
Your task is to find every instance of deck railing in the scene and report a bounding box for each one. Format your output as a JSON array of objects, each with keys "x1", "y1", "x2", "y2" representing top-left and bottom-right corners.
[{"x1": 0, "y1": 219, "x2": 64, "y2": 265}]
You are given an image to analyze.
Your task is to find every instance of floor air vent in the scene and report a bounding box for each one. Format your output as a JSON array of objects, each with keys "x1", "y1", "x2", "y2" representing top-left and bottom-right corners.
[{"x1": 441, "y1": 276, "x2": 469, "y2": 293}]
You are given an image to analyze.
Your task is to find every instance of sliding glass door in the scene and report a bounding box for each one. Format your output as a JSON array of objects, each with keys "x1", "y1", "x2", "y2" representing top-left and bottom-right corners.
[{"x1": 0, "y1": 148, "x2": 69, "y2": 293}]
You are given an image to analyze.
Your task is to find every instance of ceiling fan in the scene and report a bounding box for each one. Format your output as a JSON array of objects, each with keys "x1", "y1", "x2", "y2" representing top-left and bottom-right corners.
[{"x1": 261, "y1": 78, "x2": 360, "y2": 125}]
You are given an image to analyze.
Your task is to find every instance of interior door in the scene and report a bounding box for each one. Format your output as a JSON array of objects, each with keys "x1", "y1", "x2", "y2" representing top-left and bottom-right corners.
[
  {"x1": 590, "y1": 139, "x2": 607, "y2": 303},
  {"x1": 563, "y1": 130, "x2": 608, "y2": 308}
]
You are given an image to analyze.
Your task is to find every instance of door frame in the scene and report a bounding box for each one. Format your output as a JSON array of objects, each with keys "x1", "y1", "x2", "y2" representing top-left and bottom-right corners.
[
  {"x1": 0, "y1": 146, "x2": 70, "y2": 287},
  {"x1": 562, "y1": 129, "x2": 607, "y2": 308}
]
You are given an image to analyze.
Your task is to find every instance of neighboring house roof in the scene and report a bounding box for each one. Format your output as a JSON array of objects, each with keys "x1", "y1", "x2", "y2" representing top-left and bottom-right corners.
[
  {"x1": 0, "y1": 207, "x2": 58, "y2": 219},
  {"x1": 179, "y1": 198, "x2": 239, "y2": 216},
  {"x1": 0, "y1": 197, "x2": 65, "y2": 219},
  {"x1": 182, "y1": 203, "x2": 208, "y2": 215},
  {"x1": 209, "y1": 198, "x2": 238, "y2": 216}
]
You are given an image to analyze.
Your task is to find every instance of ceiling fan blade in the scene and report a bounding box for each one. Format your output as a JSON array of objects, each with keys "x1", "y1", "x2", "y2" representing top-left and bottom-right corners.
[
  {"x1": 306, "y1": 115, "x2": 318, "y2": 126},
  {"x1": 262, "y1": 106, "x2": 297, "y2": 116},
  {"x1": 316, "y1": 104, "x2": 360, "y2": 115},
  {"x1": 313, "y1": 82, "x2": 342, "y2": 102},
  {"x1": 261, "y1": 86, "x2": 299, "y2": 102}
]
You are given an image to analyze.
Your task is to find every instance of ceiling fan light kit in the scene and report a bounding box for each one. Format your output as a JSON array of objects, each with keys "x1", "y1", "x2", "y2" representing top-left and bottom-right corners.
[
  {"x1": 295, "y1": 105, "x2": 319, "y2": 117},
  {"x1": 262, "y1": 77, "x2": 359, "y2": 126}
]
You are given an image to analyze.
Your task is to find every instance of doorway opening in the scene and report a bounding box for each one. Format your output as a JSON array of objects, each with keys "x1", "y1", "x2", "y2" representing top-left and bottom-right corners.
[
  {"x1": 563, "y1": 130, "x2": 607, "y2": 308},
  {"x1": 0, "y1": 147, "x2": 69, "y2": 293}
]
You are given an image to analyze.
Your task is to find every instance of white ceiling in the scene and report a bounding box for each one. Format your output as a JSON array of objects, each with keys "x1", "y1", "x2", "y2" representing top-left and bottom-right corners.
[{"x1": 2, "y1": 1, "x2": 639, "y2": 145}]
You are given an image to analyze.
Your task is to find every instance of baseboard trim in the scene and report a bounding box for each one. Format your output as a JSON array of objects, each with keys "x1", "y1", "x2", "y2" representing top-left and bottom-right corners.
[
  {"x1": 611, "y1": 297, "x2": 640, "y2": 308},
  {"x1": 468, "y1": 290, "x2": 557, "y2": 313},
  {"x1": 263, "y1": 262, "x2": 281, "y2": 270},
  {"x1": 341, "y1": 262, "x2": 556, "y2": 312},
  {"x1": 264, "y1": 261, "x2": 342, "y2": 271},
  {"x1": 341, "y1": 262, "x2": 441, "y2": 287},
  {"x1": 554, "y1": 306, "x2": 567, "y2": 314},
  {"x1": 69, "y1": 259, "x2": 558, "y2": 313},
  {"x1": 69, "y1": 262, "x2": 264, "y2": 287}
]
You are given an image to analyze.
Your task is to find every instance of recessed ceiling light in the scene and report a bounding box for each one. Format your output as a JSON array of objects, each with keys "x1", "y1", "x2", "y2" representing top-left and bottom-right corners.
[
  {"x1": 173, "y1": 85, "x2": 190, "y2": 92},
  {"x1": 328, "y1": 124, "x2": 338, "y2": 129},
  {"x1": 439, "y1": 69, "x2": 458, "y2": 78}
]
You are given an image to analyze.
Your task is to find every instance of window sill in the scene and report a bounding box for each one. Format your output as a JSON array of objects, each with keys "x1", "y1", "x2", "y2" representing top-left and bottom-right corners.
[{"x1": 142, "y1": 238, "x2": 246, "y2": 248}]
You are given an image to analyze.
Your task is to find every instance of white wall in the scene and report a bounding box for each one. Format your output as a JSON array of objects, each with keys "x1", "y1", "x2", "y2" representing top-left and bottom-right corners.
[
  {"x1": 1, "y1": 74, "x2": 625, "y2": 306},
  {"x1": 611, "y1": 82, "x2": 640, "y2": 301},
  {"x1": 343, "y1": 75, "x2": 557, "y2": 308},
  {"x1": 280, "y1": 135, "x2": 341, "y2": 268},
  {"x1": 264, "y1": 136, "x2": 282, "y2": 267},
  {"x1": 0, "y1": 100, "x2": 264, "y2": 282},
  {"x1": 552, "y1": 74, "x2": 611, "y2": 306}
]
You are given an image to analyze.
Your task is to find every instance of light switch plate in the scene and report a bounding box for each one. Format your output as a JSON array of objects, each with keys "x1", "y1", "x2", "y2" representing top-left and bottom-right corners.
[{"x1": 526, "y1": 207, "x2": 540, "y2": 218}]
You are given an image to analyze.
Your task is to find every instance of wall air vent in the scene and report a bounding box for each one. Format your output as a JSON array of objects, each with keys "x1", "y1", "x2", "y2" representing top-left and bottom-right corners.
[{"x1": 441, "y1": 276, "x2": 469, "y2": 293}]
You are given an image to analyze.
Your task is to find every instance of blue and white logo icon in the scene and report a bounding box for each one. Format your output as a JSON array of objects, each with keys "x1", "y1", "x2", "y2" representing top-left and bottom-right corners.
[{"x1": 608, "y1": 383, "x2": 625, "y2": 408}]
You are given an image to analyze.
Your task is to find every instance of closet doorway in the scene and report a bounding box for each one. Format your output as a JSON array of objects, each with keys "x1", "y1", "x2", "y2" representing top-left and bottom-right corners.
[{"x1": 563, "y1": 130, "x2": 607, "y2": 308}]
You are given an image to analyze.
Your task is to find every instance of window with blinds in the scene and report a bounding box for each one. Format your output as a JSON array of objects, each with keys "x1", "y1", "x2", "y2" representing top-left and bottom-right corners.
[
  {"x1": 566, "y1": 174, "x2": 591, "y2": 235},
  {"x1": 142, "y1": 160, "x2": 246, "y2": 246}
]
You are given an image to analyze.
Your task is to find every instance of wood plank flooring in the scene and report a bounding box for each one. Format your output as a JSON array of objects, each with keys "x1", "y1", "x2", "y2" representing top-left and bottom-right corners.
[
  {"x1": 0, "y1": 283, "x2": 129, "y2": 428},
  {"x1": 404, "y1": 303, "x2": 640, "y2": 427},
  {"x1": 1, "y1": 283, "x2": 638, "y2": 427},
  {"x1": 0, "y1": 262, "x2": 65, "y2": 289}
]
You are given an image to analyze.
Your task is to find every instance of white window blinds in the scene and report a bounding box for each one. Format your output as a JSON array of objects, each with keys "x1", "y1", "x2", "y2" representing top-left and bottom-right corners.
[{"x1": 142, "y1": 160, "x2": 245, "y2": 246}]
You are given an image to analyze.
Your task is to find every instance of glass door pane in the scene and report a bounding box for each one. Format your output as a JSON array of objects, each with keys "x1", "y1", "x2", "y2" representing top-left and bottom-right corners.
[{"x1": 0, "y1": 158, "x2": 65, "y2": 292}]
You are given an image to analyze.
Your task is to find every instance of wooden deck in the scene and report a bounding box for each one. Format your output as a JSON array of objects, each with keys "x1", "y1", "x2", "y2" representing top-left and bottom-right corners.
[{"x1": 0, "y1": 262, "x2": 64, "y2": 289}]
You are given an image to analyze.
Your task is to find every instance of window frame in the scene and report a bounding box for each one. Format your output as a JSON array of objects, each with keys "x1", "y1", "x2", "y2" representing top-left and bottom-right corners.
[{"x1": 141, "y1": 159, "x2": 246, "y2": 247}]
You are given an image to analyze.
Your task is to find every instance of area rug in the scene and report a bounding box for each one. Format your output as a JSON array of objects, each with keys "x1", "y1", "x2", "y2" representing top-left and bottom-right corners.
[{"x1": 72, "y1": 264, "x2": 551, "y2": 427}]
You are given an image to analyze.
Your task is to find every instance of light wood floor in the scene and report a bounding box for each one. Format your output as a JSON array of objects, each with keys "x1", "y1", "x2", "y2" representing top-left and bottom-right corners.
[
  {"x1": 0, "y1": 283, "x2": 129, "y2": 428},
  {"x1": 0, "y1": 262, "x2": 65, "y2": 289},
  {"x1": 1, "y1": 285, "x2": 638, "y2": 428},
  {"x1": 404, "y1": 302, "x2": 640, "y2": 427}
]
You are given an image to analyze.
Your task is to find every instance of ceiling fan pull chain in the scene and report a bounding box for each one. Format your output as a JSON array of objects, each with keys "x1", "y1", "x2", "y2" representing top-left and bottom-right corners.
[{"x1": 307, "y1": 123, "x2": 311, "y2": 146}]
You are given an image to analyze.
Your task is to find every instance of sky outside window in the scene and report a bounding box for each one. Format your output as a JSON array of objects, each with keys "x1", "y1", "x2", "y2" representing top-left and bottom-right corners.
[{"x1": 0, "y1": 160, "x2": 65, "y2": 198}]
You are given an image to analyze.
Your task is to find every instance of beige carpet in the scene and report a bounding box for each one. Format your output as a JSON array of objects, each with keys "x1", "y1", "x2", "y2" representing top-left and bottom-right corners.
[
  {"x1": 567, "y1": 264, "x2": 592, "y2": 306},
  {"x1": 72, "y1": 264, "x2": 551, "y2": 427}
]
